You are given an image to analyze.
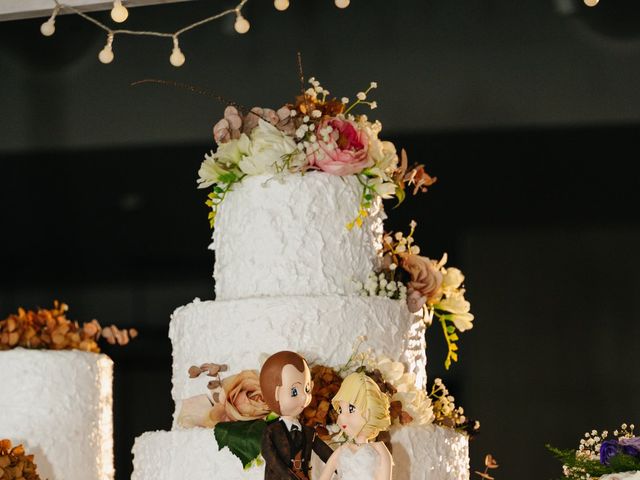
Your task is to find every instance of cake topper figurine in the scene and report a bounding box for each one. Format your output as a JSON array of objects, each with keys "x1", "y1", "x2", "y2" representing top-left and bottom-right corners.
[
  {"x1": 317, "y1": 371, "x2": 393, "y2": 480},
  {"x1": 259, "y1": 351, "x2": 333, "y2": 480}
]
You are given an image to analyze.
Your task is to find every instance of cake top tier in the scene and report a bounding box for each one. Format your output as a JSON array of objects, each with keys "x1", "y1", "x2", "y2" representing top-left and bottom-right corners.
[
  {"x1": 196, "y1": 77, "x2": 436, "y2": 299},
  {"x1": 197, "y1": 77, "x2": 435, "y2": 231}
]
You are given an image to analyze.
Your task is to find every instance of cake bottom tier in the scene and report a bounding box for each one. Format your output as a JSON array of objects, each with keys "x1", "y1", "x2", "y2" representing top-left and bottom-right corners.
[{"x1": 132, "y1": 425, "x2": 469, "y2": 480}]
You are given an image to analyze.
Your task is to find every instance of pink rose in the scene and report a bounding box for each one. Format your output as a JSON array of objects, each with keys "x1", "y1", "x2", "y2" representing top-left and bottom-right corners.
[
  {"x1": 309, "y1": 118, "x2": 373, "y2": 176},
  {"x1": 214, "y1": 370, "x2": 270, "y2": 423},
  {"x1": 401, "y1": 254, "x2": 443, "y2": 303}
]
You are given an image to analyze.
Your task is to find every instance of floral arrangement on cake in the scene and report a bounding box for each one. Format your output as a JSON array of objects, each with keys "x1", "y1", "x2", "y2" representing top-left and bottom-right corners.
[
  {"x1": 197, "y1": 77, "x2": 435, "y2": 228},
  {"x1": 177, "y1": 338, "x2": 478, "y2": 468},
  {"x1": 0, "y1": 301, "x2": 137, "y2": 352},
  {"x1": 358, "y1": 221, "x2": 474, "y2": 369},
  {"x1": 547, "y1": 423, "x2": 640, "y2": 480},
  {"x1": 0, "y1": 439, "x2": 42, "y2": 480}
]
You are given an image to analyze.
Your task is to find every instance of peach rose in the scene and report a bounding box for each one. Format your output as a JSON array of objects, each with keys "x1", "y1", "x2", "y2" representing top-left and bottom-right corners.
[
  {"x1": 308, "y1": 118, "x2": 373, "y2": 176},
  {"x1": 216, "y1": 370, "x2": 270, "y2": 422},
  {"x1": 401, "y1": 254, "x2": 443, "y2": 303}
]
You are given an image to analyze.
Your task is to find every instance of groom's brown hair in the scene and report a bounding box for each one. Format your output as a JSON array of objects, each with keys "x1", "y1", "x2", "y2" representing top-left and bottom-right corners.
[{"x1": 259, "y1": 351, "x2": 307, "y2": 415}]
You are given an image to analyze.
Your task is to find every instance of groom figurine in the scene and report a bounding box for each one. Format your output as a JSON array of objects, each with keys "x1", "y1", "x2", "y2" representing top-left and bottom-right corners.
[{"x1": 260, "y1": 351, "x2": 333, "y2": 480}]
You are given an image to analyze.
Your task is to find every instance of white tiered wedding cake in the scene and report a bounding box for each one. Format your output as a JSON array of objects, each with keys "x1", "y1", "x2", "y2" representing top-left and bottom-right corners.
[
  {"x1": 133, "y1": 78, "x2": 473, "y2": 479},
  {"x1": 132, "y1": 175, "x2": 469, "y2": 480}
]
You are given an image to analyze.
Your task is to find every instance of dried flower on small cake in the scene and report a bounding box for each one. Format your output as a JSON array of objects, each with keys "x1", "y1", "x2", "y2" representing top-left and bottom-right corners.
[
  {"x1": 0, "y1": 439, "x2": 42, "y2": 480},
  {"x1": 0, "y1": 301, "x2": 137, "y2": 352}
]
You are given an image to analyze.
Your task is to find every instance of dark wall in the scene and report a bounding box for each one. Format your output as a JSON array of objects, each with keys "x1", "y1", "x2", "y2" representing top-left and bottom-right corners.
[{"x1": 2, "y1": 0, "x2": 640, "y2": 479}]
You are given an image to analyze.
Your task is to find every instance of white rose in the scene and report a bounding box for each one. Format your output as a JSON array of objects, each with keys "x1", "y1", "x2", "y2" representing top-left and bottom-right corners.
[
  {"x1": 239, "y1": 120, "x2": 298, "y2": 175},
  {"x1": 377, "y1": 357, "x2": 405, "y2": 382},
  {"x1": 368, "y1": 136, "x2": 398, "y2": 173}
]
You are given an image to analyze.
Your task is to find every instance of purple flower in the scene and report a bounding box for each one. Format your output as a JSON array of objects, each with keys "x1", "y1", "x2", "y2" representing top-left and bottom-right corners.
[
  {"x1": 600, "y1": 439, "x2": 621, "y2": 465},
  {"x1": 620, "y1": 437, "x2": 640, "y2": 458}
]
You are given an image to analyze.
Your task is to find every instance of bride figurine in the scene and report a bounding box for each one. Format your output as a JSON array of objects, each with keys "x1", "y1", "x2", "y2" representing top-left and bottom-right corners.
[{"x1": 318, "y1": 371, "x2": 393, "y2": 480}]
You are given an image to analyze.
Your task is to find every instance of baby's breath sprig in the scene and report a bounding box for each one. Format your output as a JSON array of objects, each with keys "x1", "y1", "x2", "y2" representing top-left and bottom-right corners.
[
  {"x1": 343, "y1": 81, "x2": 378, "y2": 115},
  {"x1": 429, "y1": 378, "x2": 478, "y2": 435}
]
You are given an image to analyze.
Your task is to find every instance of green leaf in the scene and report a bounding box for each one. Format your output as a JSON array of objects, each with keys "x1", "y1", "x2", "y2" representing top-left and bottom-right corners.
[
  {"x1": 214, "y1": 419, "x2": 268, "y2": 468},
  {"x1": 218, "y1": 172, "x2": 238, "y2": 184},
  {"x1": 393, "y1": 185, "x2": 406, "y2": 208},
  {"x1": 446, "y1": 325, "x2": 456, "y2": 334},
  {"x1": 265, "y1": 412, "x2": 279, "y2": 422}
]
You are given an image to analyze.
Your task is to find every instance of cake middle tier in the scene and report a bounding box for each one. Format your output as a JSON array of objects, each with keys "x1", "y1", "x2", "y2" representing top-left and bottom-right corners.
[{"x1": 169, "y1": 295, "x2": 426, "y2": 419}]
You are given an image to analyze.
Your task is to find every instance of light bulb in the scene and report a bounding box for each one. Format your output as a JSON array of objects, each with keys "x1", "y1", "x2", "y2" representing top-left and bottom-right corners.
[
  {"x1": 234, "y1": 15, "x2": 250, "y2": 34},
  {"x1": 334, "y1": 0, "x2": 350, "y2": 8},
  {"x1": 170, "y1": 47, "x2": 185, "y2": 67},
  {"x1": 584, "y1": 0, "x2": 599, "y2": 5},
  {"x1": 111, "y1": 0, "x2": 129, "y2": 23},
  {"x1": 99, "y1": 45, "x2": 114, "y2": 64},
  {"x1": 274, "y1": 0, "x2": 289, "y2": 11},
  {"x1": 40, "y1": 20, "x2": 55, "y2": 36}
]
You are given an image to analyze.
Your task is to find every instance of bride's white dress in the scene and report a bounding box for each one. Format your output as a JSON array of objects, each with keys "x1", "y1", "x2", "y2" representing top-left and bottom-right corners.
[{"x1": 336, "y1": 443, "x2": 379, "y2": 479}]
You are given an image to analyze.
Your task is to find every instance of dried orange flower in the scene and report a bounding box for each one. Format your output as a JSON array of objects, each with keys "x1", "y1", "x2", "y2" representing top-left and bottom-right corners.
[
  {"x1": 0, "y1": 439, "x2": 42, "y2": 480},
  {"x1": 302, "y1": 365, "x2": 343, "y2": 435},
  {"x1": 0, "y1": 301, "x2": 137, "y2": 353}
]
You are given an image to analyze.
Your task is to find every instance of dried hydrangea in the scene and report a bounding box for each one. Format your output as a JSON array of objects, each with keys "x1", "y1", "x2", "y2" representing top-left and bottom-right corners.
[
  {"x1": 0, "y1": 439, "x2": 42, "y2": 480},
  {"x1": 0, "y1": 301, "x2": 137, "y2": 352}
]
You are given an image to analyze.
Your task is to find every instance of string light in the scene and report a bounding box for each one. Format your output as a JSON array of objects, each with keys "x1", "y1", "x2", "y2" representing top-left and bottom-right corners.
[
  {"x1": 110, "y1": 0, "x2": 129, "y2": 23},
  {"x1": 41, "y1": 0, "x2": 349, "y2": 66},
  {"x1": 170, "y1": 36, "x2": 185, "y2": 67},
  {"x1": 234, "y1": 10, "x2": 250, "y2": 34},
  {"x1": 98, "y1": 33, "x2": 114, "y2": 64},
  {"x1": 583, "y1": 0, "x2": 599, "y2": 5},
  {"x1": 274, "y1": 0, "x2": 290, "y2": 11},
  {"x1": 40, "y1": 5, "x2": 60, "y2": 36}
]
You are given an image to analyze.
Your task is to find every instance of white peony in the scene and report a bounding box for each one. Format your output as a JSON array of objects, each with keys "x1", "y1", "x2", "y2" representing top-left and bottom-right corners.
[{"x1": 239, "y1": 120, "x2": 299, "y2": 175}]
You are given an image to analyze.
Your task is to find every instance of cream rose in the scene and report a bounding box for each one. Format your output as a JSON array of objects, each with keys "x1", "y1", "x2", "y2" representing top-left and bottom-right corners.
[
  {"x1": 218, "y1": 369, "x2": 270, "y2": 422},
  {"x1": 239, "y1": 120, "x2": 298, "y2": 175}
]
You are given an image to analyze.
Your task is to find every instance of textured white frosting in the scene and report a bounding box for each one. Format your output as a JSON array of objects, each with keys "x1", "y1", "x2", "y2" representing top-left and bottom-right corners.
[
  {"x1": 169, "y1": 295, "x2": 426, "y2": 420},
  {"x1": 132, "y1": 424, "x2": 469, "y2": 480},
  {"x1": 0, "y1": 348, "x2": 114, "y2": 480},
  {"x1": 389, "y1": 424, "x2": 470, "y2": 480},
  {"x1": 211, "y1": 172, "x2": 385, "y2": 300}
]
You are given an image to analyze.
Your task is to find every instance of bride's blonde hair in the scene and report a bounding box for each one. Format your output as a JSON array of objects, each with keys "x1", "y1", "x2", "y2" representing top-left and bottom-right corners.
[{"x1": 332, "y1": 371, "x2": 391, "y2": 440}]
